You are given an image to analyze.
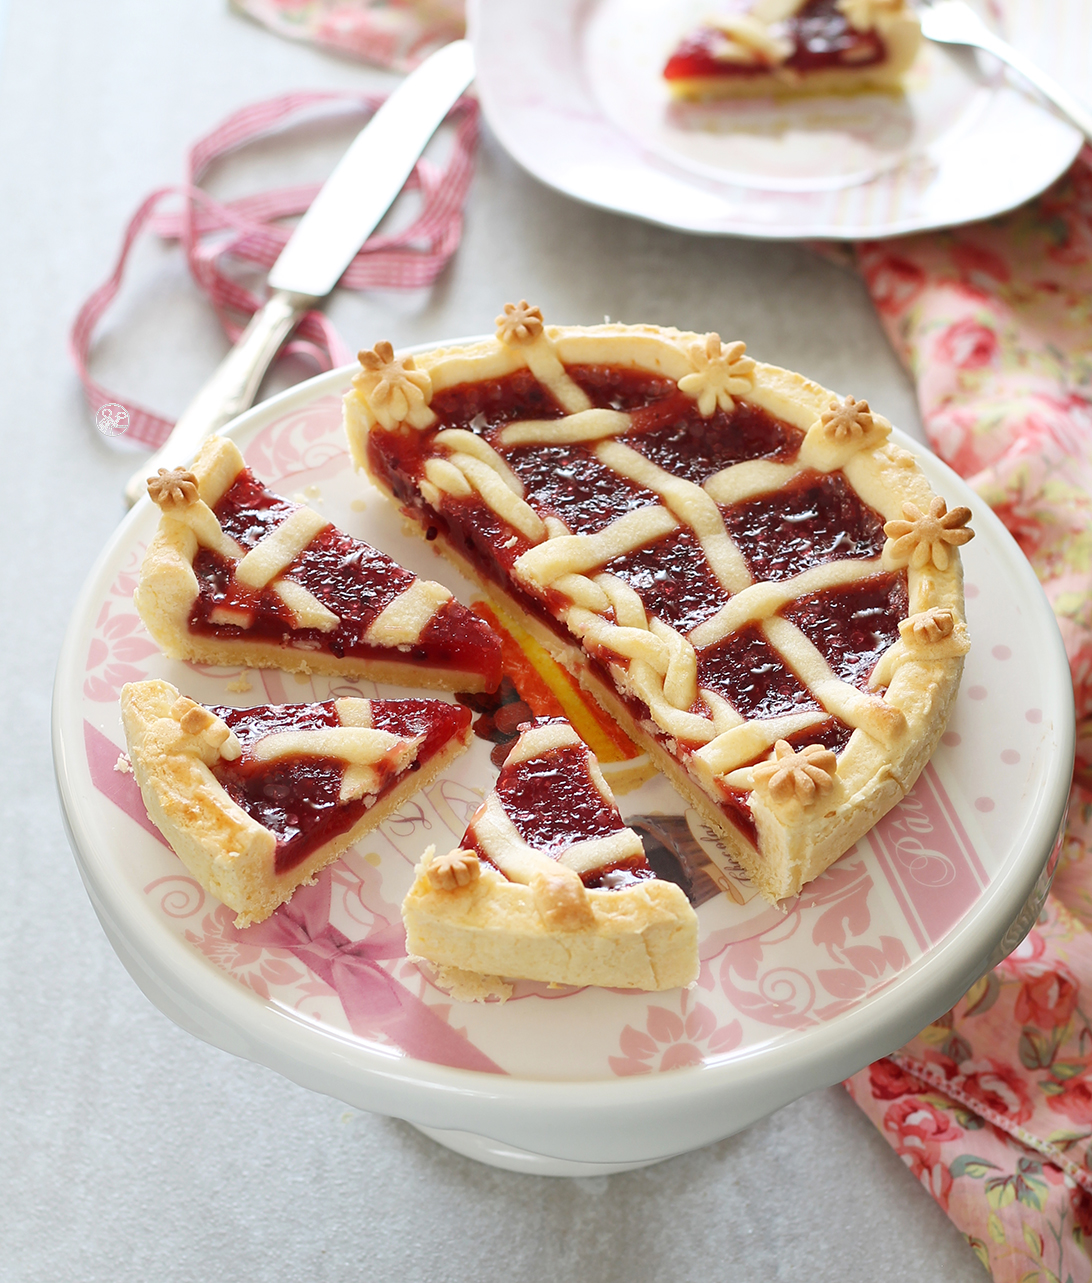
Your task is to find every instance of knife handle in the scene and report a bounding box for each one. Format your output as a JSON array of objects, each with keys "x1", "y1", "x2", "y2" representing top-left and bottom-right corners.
[{"x1": 123, "y1": 289, "x2": 314, "y2": 507}]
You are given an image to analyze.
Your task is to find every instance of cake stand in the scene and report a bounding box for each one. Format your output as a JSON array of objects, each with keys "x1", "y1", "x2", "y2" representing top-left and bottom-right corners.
[{"x1": 54, "y1": 361, "x2": 1074, "y2": 1174}]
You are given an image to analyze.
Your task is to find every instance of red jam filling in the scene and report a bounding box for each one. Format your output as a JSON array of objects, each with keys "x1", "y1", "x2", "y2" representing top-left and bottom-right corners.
[
  {"x1": 604, "y1": 528, "x2": 729, "y2": 635},
  {"x1": 722, "y1": 470, "x2": 886, "y2": 582},
  {"x1": 469, "y1": 734, "x2": 653, "y2": 891},
  {"x1": 190, "y1": 468, "x2": 501, "y2": 688},
  {"x1": 210, "y1": 699, "x2": 471, "y2": 875},
  {"x1": 663, "y1": 0, "x2": 884, "y2": 82},
  {"x1": 212, "y1": 467, "x2": 296, "y2": 549},
  {"x1": 493, "y1": 742, "x2": 624, "y2": 855},
  {"x1": 567, "y1": 364, "x2": 678, "y2": 411},
  {"x1": 783, "y1": 714, "x2": 855, "y2": 756},
  {"x1": 697, "y1": 623, "x2": 822, "y2": 720},
  {"x1": 366, "y1": 361, "x2": 907, "y2": 842},
  {"x1": 623, "y1": 391, "x2": 803, "y2": 484},
  {"x1": 717, "y1": 786, "x2": 761, "y2": 848},
  {"x1": 431, "y1": 366, "x2": 566, "y2": 431},
  {"x1": 781, "y1": 572, "x2": 908, "y2": 690},
  {"x1": 505, "y1": 443, "x2": 660, "y2": 535}
]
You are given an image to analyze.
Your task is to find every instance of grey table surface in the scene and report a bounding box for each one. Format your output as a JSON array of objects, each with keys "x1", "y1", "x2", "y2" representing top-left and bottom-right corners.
[{"x1": 1, "y1": 1, "x2": 990, "y2": 1279}]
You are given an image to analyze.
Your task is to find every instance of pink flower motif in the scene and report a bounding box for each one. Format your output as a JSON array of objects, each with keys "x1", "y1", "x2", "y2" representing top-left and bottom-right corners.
[
  {"x1": 186, "y1": 904, "x2": 267, "y2": 971},
  {"x1": 1046, "y1": 1075, "x2": 1092, "y2": 1126},
  {"x1": 951, "y1": 241, "x2": 1011, "y2": 285},
  {"x1": 609, "y1": 997, "x2": 742, "y2": 1076},
  {"x1": 883, "y1": 1097, "x2": 964, "y2": 1147},
  {"x1": 83, "y1": 607, "x2": 159, "y2": 702},
  {"x1": 1000, "y1": 928, "x2": 1047, "y2": 972},
  {"x1": 934, "y1": 317, "x2": 999, "y2": 371},
  {"x1": 1073, "y1": 1184, "x2": 1092, "y2": 1236},
  {"x1": 869, "y1": 1057, "x2": 922, "y2": 1100},
  {"x1": 861, "y1": 251, "x2": 926, "y2": 318},
  {"x1": 900, "y1": 1143, "x2": 955, "y2": 1212},
  {"x1": 883, "y1": 1099, "x2": 960, "y2": 1212},
  {"x1": 1013, "y1": 966, "x2": 1079, "y2": 1030},
  {"x1": 956, "y1": 1058, "x2": 1034, "y2": 1125}
]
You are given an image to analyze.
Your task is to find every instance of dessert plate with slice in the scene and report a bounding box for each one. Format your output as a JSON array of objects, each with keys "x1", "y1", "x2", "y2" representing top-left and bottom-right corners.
[
  {"x1": 55, "y1": 339, "x2": 1072, "y2": 1175},
  {"x1": 470, "y1": 0, "x2": 1089, "y2": 237}
]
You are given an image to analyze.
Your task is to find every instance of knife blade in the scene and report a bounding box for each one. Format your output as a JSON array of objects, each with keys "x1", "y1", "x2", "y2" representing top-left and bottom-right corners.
[{"x1": 124, "y1": 38, "x2": 475, "y2": 506}]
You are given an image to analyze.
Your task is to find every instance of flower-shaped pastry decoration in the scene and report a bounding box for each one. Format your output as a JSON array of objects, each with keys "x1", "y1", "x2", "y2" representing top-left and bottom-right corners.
[
  {"x1": 752, "y1": 740, "x2": 837, "y2": 807},
  {"x1": 496, "y1": 300, "x2": 544, "y2": 346},
  {"x1": 905, "y1": 607, "x2": 956, "y2": 645},
  {"x1": 428, "y1": 848, "x2": 481, "y2": 892},
  {"x1": 836, "y1": 0, "x2": 901, "y2": 32},
  {"x1": 147, "y1": 467, "x2": 199, "y2": 509},
  {"x1": 678, "y1": 335, "x2": 756, "y2": 418},
  {"x1": 884, "y1": 497, "x2": 974, "y2": 571},
  {"x1": 170, "y1": 698, "x2": 241, "y2": 760},
  {"x1": 819, "y1": 395, "x2": 878, "y2": 443},
  {"x1": 175, "y1": 701, "x2": 214, "y2": 734},
  {"x1": 356, "y1": 340, "x2": 433, "y2": 429}
]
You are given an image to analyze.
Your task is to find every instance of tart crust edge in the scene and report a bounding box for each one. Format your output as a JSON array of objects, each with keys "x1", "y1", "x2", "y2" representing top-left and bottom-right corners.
[
  {"x1": 343, "y1": 327, "x2": 972, "y2": 903},
  {"x1": 665, "y1": 8, "x2": 922, "y2": 101},
  {"x1": 120, "y1": 677, "x2": 472, "y2": 926},
  {"x1": 133, "y1": 436, "x2": 499, "y2": 692},
  {"x1": 403, "y1": 857, "x2": 699, "y2": 992}
]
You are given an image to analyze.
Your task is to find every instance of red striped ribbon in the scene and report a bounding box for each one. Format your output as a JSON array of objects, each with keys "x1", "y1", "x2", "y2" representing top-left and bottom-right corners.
[{"x1": 70, "y1": 89, "x2": 479, "y2": 450}]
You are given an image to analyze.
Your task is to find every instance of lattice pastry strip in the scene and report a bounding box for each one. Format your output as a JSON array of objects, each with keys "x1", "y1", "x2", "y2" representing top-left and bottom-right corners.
[
  {"x1": 662, "y1": 0, "x2": 922, "y2": 103},
  {"x1": 347, "y1": 313, "x2": 974, "y2": 902},
  {"x1": 400, "y1": 715, "x2": 698, "y2": 994},
  {"x1": 120, "y1": 680, "x2": 473, "y2": 926},
  {"x1": 135, "y1": 436, "x2": 502, "y2": 692},
  {"x1": 492, "y1": 377, "x2": 905, "y2": 750}
]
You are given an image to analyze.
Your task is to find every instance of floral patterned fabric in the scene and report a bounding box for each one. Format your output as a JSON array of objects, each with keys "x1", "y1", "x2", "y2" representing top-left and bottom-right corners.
[
  {"x1": 230, "y1": 0, "x2": 464, "y2": 71},
  {"x1": 846, "y1": 147, "x2": 1092, "y2": 1282}
]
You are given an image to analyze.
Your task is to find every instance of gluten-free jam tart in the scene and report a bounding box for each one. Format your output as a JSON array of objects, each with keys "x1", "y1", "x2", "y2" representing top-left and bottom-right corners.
[
  {"x1": 134, "y1": 436, "x2": 502, "y2": 692},
  {"x1": 345, "y1": 307, "x2": 974, "y2": 903},
  {"x1": 402, "y1": 717, "x2": 698, "y2": 994},
  {"x1": 120, "y1": 678, "x2": 473, "y2": 925},
  {"x1": 662, "y1": 0, "x2": 921, "y2": 100}
]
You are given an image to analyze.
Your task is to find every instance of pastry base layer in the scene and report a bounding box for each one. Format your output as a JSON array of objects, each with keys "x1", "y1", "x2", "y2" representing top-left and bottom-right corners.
[
  {"x1": 372, "y1": 481, "x2": 963, "y2": 905},
  {"x1": 346, "y1": 324, "x2": 971, "y2": 905},
  {"x1": 121, "y1": 679, "x2": 472, "y2": 926},
  {"x1": 403, "y1": 860, "x2": 699, "y2": 992},
  {"x1": 666, "y1": 14, "x2": 921, "y2": 100},
  {"x1": 392, "y1": 508, "x2": 964, "y2": 903},
  {"x1": 134, "y1": 436, "x2": 498, "y2": 694}
]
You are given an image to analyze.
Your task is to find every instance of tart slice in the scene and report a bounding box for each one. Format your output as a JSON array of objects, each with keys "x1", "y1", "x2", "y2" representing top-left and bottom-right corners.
[
  {"x1": 663, "y1": 0, "x2": 921, "y2": 100},
  {"x1": 120, "y1": 678, "x2": 473, "y2": 925},
  {"x1": 403, "y1": 718, "x2": 699, "y2": 993},
  {"x1": 345, "y1": 306, "x2": 973, "y2": 903},
  {"x1": 134, "y1": 436, "x2": 502, "y2": 692}
]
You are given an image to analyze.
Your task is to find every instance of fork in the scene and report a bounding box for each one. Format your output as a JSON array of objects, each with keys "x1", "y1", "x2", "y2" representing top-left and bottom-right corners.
[{"x1": 918, "y1": 0, "x2": 1092, "y2": 143}]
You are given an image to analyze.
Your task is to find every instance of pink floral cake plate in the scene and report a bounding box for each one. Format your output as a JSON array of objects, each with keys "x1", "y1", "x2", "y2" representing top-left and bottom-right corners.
[{"x1": 54, "y1": 358, "x2": 1073, "y2": 1176}]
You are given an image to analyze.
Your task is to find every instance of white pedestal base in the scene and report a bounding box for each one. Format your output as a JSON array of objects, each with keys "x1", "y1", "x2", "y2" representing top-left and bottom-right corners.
[{"x1": 410, "y1": 1124, "x2": 673, "y2": 1176}]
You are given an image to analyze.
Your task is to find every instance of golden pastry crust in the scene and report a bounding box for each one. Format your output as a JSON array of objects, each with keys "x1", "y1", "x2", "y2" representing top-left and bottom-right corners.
[
  {"x1": 404, "y1": 858, "x2": 700, "y2": 993},
  {"x1": 121, "y1": 678, "x2": 472, "y2": 925},
  {"x1": 345, "y1": 317, "x2": 973, "y2": 903},
  {"x1": 401, "y1": 719, "x2": 699, "y2": 993},
  {"x1": 134, "y1": 436, "x2": 499, "y2": 692},
  {"x1": 664, "y1": 1, "x2": 921, "y2": 101}
]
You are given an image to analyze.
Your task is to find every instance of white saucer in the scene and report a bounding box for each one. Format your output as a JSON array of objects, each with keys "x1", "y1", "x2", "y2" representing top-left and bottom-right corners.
[
  {"x1": 54, "y1": 358, "x2": 1073, "y2": 1171},
  {"x1": 470, "y1": 0, "x2": 1087, "y2": 239}
]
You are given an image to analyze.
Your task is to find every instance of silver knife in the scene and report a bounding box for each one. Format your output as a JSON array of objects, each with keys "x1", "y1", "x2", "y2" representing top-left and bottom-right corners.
[{"x1": 124, "y1": 38, "x2": 475, "y2": 506}]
